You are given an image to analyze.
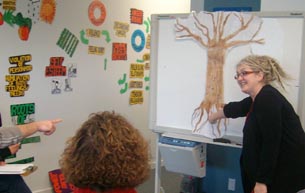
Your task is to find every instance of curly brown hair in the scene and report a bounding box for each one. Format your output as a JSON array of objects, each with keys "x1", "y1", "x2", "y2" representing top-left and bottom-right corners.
[{"x1": 59, "y1": 111, "x2": 150, "y2": 191}]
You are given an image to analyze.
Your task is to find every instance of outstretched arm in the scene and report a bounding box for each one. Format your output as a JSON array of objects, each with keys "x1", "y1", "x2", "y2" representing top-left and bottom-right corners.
[
  {"x1": 17, "y1": 119, "x2": 62, "y2": 137},
  {"x1": 0, "y1": 119, "x2": 62, "y2": 148}
]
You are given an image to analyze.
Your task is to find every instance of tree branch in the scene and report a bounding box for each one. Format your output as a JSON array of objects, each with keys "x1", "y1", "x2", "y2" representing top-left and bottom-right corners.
[
  {"x1": 175, "y1": 18, "x2": 208, "y2": 47},
  {"x1": 223, "y1": 13, "x2": 255, "y2": 42},
  {"x1": 225, "y1": 39, "x2": 265, "y2": 48}
]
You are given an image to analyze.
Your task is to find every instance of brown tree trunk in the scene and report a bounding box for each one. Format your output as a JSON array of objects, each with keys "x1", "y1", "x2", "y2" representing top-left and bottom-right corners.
[
  {"x1": 205, "y1": 47, "x2": 226, "y2": 110},
  {"x1": 192, "y1": 47, "x2": 227, "y2": 133}
]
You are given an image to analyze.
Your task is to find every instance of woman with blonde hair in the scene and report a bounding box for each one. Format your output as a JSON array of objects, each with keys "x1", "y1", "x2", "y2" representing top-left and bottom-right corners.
[
  {"x1": 209, "y1": 55, "x2": 305, "y2": 193},
  {"x1": 59, "y1": 111, "x2": 150, "y2": 193}
]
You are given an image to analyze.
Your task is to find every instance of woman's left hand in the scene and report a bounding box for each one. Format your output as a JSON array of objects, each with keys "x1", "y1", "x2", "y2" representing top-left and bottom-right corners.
[{"x1": 9, "y1": 143, "x2": 21, "y2": 154}]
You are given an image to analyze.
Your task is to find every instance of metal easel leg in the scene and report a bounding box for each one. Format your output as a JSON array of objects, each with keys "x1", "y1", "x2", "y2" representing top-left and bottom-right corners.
[{"x1": 154, "y1": 133, "x2": 161, "y2": 193}]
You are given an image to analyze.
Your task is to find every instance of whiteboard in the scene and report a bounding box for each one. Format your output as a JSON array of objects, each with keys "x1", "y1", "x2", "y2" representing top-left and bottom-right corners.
[{"x1": 149, "y1": 11, "x2": 305, "y2": 140}]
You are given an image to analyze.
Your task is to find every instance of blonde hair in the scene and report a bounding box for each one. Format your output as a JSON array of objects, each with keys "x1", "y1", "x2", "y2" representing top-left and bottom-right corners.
[
  {"x1": 59, "y1": 111, "x2": 150, "y2": 192},
  {"x1": 237, "y1": 55, "x2": 291, "y2": 89}
]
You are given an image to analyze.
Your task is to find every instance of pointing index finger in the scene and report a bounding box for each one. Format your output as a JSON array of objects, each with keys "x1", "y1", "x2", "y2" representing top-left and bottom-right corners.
[{"x1": 51, "y1": 119, "x2": 63, "y2": 124}]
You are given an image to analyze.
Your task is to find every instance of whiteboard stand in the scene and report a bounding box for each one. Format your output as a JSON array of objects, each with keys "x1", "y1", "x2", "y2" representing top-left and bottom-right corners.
[
  {"x1": 154, "y1": 133, "x2": 161, "y2": 193},
  {"x1": 153, "y1": 132, "x2": 241, "y2": 193}
]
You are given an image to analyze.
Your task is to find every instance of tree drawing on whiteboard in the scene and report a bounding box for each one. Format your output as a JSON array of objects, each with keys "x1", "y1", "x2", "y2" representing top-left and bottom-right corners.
[{"x1": 175, "y1": 11, "x2": 264, "y2": 136}]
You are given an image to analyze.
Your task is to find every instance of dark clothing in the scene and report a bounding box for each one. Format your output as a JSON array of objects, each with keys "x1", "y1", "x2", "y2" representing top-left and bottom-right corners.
[
  {"x1": 0, "y1": 175, "x2": 31, "y2": 193},
  {"x1": 0, "y1": 146, "x2": 31, "y2": 193},
  {"x1": 224, "y1": 85, "x2": 305, "y2": 193},
  {"x1": 0, "y1": 147, "x2": 11, "y2": 162}
]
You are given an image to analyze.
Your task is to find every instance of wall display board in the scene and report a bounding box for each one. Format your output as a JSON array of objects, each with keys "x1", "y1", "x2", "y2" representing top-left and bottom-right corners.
[{"x1": 149, "y1": 11, "x2": 305, "y2": 141}]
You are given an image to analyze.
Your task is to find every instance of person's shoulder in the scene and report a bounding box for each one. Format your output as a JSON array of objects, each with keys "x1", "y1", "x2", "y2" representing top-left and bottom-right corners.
[
  {"x1": 256, "y1": 85, "x2": 283, "y2": 105},
  {"x1": 262, "y1": 84, "x2": 276, "y2": 91},
  {"x1": 260, "y1": 85, "x2": 280, "y2": 96},
  {"x1": 73, "y1": 187, "x2": 97, "y2": 193}
]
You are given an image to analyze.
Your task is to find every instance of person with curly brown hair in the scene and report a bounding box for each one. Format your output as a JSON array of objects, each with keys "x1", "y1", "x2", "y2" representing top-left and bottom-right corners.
[{"x1": 59, "y1": 111, "x2": 151, "y2": 193}]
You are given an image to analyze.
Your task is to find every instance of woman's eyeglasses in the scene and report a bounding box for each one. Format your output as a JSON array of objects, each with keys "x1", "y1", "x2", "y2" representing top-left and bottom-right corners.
[{"x1": 234, "y1": 71, "x2": 257, "y2": 79}]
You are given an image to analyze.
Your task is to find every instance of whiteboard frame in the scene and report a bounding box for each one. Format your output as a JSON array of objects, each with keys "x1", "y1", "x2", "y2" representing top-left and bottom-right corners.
[{"x1": 149, "y1": 11, "x2": 305, "y2": 143}]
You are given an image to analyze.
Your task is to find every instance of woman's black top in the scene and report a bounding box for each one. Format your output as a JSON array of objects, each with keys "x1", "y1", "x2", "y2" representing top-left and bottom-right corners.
[{"x1": 224, "y1": 84, "x2": 305, "y2": 193}]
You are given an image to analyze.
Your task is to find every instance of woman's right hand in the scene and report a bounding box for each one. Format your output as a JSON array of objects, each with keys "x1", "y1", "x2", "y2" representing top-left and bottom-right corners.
[
  {"x1": 208, "y1": 111, "x2": 218, "y2": 124},
  {"x1": 208, "y1": 108, "x2": 225, "y2": 124}
]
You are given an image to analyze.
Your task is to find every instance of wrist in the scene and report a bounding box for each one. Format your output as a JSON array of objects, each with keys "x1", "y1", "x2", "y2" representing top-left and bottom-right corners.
[{"x1": 18, "y1": 122, "x2": 39, "y2": 137}]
